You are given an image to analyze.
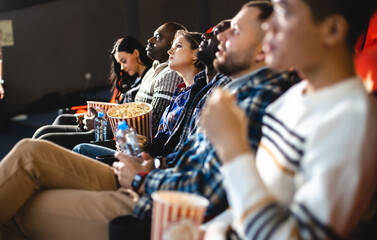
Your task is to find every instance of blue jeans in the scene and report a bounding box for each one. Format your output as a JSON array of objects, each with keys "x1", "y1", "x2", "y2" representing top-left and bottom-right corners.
[{"x1": 73, "y1": 143, "x2": 116, "y2": 160}]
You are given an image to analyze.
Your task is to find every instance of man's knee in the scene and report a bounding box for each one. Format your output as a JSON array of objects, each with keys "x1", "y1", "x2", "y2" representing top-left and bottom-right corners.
[
  {"x1": 13, "y1": 139, "x2": 58, "y2": 162},
  {"x1": 16, "y1": 138, "x2": 49, "y2": 151},
  {"x1": 14, "y1": 139, "x2": 40, "y2": 152}
]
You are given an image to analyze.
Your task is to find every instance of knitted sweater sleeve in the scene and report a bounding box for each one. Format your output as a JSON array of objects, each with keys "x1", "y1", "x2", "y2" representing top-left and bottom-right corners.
[{"x1": 150, "y1": 70, "x2": 183, "y2": 136}]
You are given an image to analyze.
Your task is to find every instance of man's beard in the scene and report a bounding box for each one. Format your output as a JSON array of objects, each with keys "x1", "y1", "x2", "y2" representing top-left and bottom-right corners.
[{"x1": 214, "y1": 52, "x2": 251, "y2": 77}]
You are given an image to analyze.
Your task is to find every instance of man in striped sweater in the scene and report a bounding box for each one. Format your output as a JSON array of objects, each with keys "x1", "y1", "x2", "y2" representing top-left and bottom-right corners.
[
  {"x1": 201, "y1": 0, "x2": 377, "y2": 239},
  {"x1": 135, "y1": 22, "x2": 185, "y2": 136}
]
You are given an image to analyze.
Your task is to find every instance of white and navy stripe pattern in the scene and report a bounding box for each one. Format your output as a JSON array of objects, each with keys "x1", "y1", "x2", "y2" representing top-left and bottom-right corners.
[
  {"x1": 241, "y1": 201, "x2": 343, "y2": 239},
  {"x1": 222, "y1": 79, "x2": 377, "y2": 240},
  {"x1": 240, "y1": 103, "x2": 342, "y2": 240},
  {"x1": 262, "y1": 112, "x2": 304, "y2": 171}
]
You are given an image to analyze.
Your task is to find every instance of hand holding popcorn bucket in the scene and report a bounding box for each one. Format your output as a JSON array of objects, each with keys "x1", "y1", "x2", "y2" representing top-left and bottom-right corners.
[
  {"x1": 106, "y1": 102, "x2": 153, "y2": 143},
  {"x1": 151, "y1": 191, "x2": 209, "y2": 240},
  {"x1": 86, "y1": 101, "x2": 118, "y2": 118}
]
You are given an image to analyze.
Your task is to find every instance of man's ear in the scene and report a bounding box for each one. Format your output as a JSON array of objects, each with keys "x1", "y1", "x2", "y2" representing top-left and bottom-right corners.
[{"x1": 321, "y1": 15, "x2": 348, "y2": 47}]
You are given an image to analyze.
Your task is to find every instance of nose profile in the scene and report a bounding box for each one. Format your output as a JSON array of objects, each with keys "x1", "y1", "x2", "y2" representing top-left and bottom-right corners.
[
  {"x1": 217, "y1": 28, "x2": 229, "y2": 42},
  {"x1": 148, "y1": 37, "x2": 155, "y2": 44}
]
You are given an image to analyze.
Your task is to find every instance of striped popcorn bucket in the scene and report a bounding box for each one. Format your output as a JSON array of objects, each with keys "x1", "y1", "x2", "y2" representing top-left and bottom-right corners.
[
  {"x1": 87, "y1": 101, "x2": 118, "y2": 119},
  {"x1": 106, "y1": 102, "x2": 153, "y2": 142},
  {"x1": 151, "y1": 191, "x2": 209, "y2": 240}
]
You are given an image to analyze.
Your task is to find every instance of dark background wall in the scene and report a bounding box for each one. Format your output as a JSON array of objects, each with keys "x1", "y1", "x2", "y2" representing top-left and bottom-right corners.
[{"x1": 0, "y1": 0, "x2": 249, "y2": 114}]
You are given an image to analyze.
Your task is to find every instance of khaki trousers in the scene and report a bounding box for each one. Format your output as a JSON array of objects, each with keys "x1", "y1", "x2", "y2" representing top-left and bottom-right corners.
[{"x1": 0, "y1": 139, "x2": 137, "y2": 240}]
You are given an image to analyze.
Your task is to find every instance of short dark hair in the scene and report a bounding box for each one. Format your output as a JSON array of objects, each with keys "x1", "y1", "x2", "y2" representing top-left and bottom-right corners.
[
  {"x1": 302, "y1": 0, "x2": 377, "y2": 50},
  {"x1": 243, "y1": 0, "x2": 273, "y2": 21},
  {"x1": 164, "y1": 22, "x2": 187, "y2": 33}
]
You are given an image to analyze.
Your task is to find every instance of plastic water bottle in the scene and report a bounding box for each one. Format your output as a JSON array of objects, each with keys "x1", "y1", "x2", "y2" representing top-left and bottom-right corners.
[
  {"x1": 94, "y1": 112, "x2": 107, "y2": 141},
  {"x1": 115, "y1": 121, "x2": 142, "y2": 158}
]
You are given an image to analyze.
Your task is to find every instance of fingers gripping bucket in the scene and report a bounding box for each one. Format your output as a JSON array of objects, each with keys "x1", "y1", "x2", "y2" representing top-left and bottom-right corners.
[
  {"x1": 87, "y1": 101, "x2": 118, "y2": 119},
  {"x1": 151, "y1": 191, "x2": 209, "y2": 240},
  {"x1": 106, "y1": 102, "x2": 153, "y2": 142}
]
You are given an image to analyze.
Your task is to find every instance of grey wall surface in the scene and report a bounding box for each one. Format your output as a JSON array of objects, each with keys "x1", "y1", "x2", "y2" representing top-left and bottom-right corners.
[{"x1": 0, "y1": 0, "x2": 249, "y2": 113}]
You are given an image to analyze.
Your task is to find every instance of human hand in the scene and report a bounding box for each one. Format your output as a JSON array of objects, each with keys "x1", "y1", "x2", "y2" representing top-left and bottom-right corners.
[
  {"x1": 0, "y1": 32, "x2": 3, "y2": 58},
  {"x1": 115, "y1": 134, "x2": 147, "y2": 151},
  {"x1": 137, "y1": 134, "x2": 148, "y2": 148},
  {"x1": 202, "y1": 222, "x2": 229, "y2": 240},
  {"x1": 75, "y1": 113, "x2": 85, "y2": 129},
  {"x1": 83, "y1": 107, "x2": 97, "y2": 130},
  {"x1": 200, "y1": 89, "x2": 250, "y2": 163},
  {"x1": 113, "y1": 152, "x2": 155, "y2": 189},
  {"x1": 115, "y1": 141, "x2": 121, "y2": 152},
  {"x1": 0, "y1": 84, "x2": 4, "y2": 100}
]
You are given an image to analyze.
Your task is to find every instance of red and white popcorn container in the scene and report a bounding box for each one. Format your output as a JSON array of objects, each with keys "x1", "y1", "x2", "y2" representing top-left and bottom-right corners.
[
  {"x1": 151, "y1": 191, "x2": 209, "y2": 240},
  {"x1": 106, "y1": 102, "x2": 153, "y2": 142},
  {"x1": 86, "y1": 101, "x2": 118, "y2": 119}
]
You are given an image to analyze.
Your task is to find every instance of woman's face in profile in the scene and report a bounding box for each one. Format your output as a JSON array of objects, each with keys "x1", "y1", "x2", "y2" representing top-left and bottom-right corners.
[
  {"x1": 114, "y1": 50, "x2": 140, "y2": 76},
  {"x1": 167, "y1": 36, "x2": 197, "y2": 73}
]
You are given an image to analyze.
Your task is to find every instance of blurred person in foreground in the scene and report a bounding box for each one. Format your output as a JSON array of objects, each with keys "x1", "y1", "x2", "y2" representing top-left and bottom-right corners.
[{"x1": 201, "y1": 0, "x2": 377, "y2": 239}]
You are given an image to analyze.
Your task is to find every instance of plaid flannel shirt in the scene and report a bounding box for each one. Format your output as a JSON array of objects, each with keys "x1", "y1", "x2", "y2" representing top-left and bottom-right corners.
[
  {"x1": 135, "y1": 61, "x2": 183, "y2": 136},
  {"x1": 156, "y1": 71, "x2": 213, "y2": 157},
  {"x1": 132, "y1": 67, "x2": 300, "y2": 219},
  {"x1": 147, "y1": 71, "x2": 207, "y2": 157},
  {"x1": 171, "y1": 73, "x2": 231, "y2": 154},
  {"x1": 156, "y1": 84, "x2": 190, "y2": 136}
]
